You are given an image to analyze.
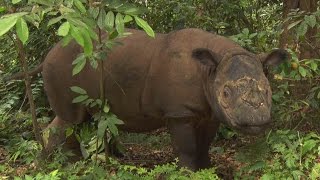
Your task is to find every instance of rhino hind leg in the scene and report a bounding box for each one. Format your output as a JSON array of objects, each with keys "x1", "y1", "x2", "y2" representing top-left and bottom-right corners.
[
  {"x1": 167, "y1": 118, "x2": 219, "y2": 171},
  {"x1": 43, "y1": 116, "x2": 81, "y2": 159}
]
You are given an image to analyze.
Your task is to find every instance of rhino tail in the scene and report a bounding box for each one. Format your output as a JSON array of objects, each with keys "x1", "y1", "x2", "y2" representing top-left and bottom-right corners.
[{"x1": 3, "y1": 63, "x2": 43, "y2": 82}]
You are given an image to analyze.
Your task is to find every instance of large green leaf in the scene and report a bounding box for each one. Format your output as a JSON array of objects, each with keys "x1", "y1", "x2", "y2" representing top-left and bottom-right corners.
[
  {"x1": 0, "y1": 15, "x2": 21, "y2": 36},
  {"x1": 105, "y1": 11, "x2": 115, "y2": 30},
  {"x1": 97, "y1": 119, "x2": 108, "y2": 138},
  {"x1": 57, "y1": 22, "x2": 70, "y2": 36},
  {"x1": 304, "y1": 15, "x2": 316, "y2": 28},
  {"x1": 73, "y1": 0, "x2": 86, "y2": 13},
  {"x1": 79, "y1": 28, "x2": 93, "y2": 55},
  {"x1": 16, "y1": 18, "x2": 29, "y2": 44},
  {"x1": 134, "y1": 16, "x2": 154, "y2": 38},
  {"x1": 97, "y1": 9, "x2": 106, "y2": 29},
  {"x1": 70, "y1": 25, "x2": 84, "y2": 47},
  {"x1": 115, "y1": 13, "x2": 124, "y2": 35}
]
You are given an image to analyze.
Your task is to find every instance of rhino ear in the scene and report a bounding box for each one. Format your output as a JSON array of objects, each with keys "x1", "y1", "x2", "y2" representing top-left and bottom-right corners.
[
  {"x1": 259, "y1": 49, "x2": 289, "y2": 66},
  {"x1": 192, "y1": 48, "x2": 221, "y2": 66}
]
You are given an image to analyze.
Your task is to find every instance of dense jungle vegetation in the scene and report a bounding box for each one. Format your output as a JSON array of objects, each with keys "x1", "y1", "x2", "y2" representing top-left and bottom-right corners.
[{"x1": 0, "y1": 0, "x2": 320, "y2": 179}]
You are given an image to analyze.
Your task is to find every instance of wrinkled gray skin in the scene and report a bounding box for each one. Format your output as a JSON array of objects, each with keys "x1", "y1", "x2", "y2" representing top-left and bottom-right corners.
[{"x1": 42, "y1": 28, "x2": 288, "y2": 170}]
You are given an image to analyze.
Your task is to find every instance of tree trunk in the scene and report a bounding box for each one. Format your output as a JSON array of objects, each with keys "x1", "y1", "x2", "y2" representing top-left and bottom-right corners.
[
  {"x1": 279, "y1": 0, "x2": 299, "y2": 49},
  {"x1": 299, "y1": 0, "x2": 319, "y2": 58},
  {"x1": 280, "y1": 0, "x2": 319, "y2": 59}
]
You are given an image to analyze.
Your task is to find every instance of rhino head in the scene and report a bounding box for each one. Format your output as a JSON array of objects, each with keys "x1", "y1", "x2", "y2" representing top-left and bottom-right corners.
[{"x1": 193, "y1": 48, "x2": 288, "y2": 134}]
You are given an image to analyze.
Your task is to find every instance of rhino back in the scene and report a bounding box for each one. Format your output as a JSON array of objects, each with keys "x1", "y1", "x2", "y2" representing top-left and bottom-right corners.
[{"x1": 142, "y1": 29, "x2": 240, "y2": 119}]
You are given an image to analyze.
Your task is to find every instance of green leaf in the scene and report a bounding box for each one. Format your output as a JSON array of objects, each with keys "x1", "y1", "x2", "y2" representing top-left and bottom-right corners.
[
  {"x1": 134, "y1": 16, "x2": 155, "y2": 38},
  {"x1": 123, "y1": 15, "x2": 133, "y2": 23},
  {"x1": 25, "y1": 175, "x2": 33, "y2": 180},
  {"x1": 97, "y1": 9, "x2": 106, "y2": 29},
  {"x1": 317, "y1": 92, "x2": 320, "y2": 99},
  {"x1": 66, "y1": 16, "x2": 88, "y2": 29},
  {"x1": 47, "y1": 16, "x2": 63, "y2": 27},
  {"x1": 115, "y1": 13, "x2": 124, "y2": 35},
  {"x1": 74, "y1": 0, "x2": 86, "y2": 13},
  {"x1": 57, "y1": 22, "x2": 70, "y2": 37},
  {"x1": 72, "y1": 53, "x2": 86, "y2": 65},
  {"x1": 302, "y1": 139, "x2": 317, "y2": 155},
  {"x1": 61, "y1": 34, "x2": 73, "y2": 46},
  {"x1": 70, "y1": 86, "x2": 87, "y2": 95},
  {"x1": 79, "y1": 28, "x2": 93, "y2": 55},
  {"x1": 0, "y1": 15, "x2": 20, "y2": 36},
  {"x1": 29, "y1": 0, "x2": 54, "y2": 6},
  {"x1": 97, "y1": 119, "x2": 108, "y2": 138},
  {"x1": 72, "y1": 95, "x2": 89, "y2": 103},
  {"x1": 287, "y1": 20, "x2": 302, "y2": 30},
  {"x1": 72, "y1": 55, "x2": 86, "y2": 75},
  {"x1": 305, "y1": 15, "x2": 317, "y2": 28},
  {"x1": 70, "y1": 25, "x2": 84, "y2": 47},
  {"x1": 50, "y1": 169, "x2": 59, "y2": 177},
  {"x1": 89, "y1": 58, "x2": 98, "y2": 69},
  {"x1": 80, "y1": 142, "x2": 89, "y2": 159},
  {"x1": 86, "y1": 26, "x2": 98, "y2": 40},
  {"x1": 297, "y1": 22, "x2": 308, "y2": 37},
  {"x1": 0, "y1": 6, "x2": 6, "y2": 13},
  {"x1": 16, "y1": 18, "x2": 29, "y2": 44},
  {"x1": 65, "y1": 127, "x2": 74, "y2": 138},
  {"x1": 310, "y1": 62, "x2": 318, "y2": 71},
  {"x1": 103, "y1": 104, "x2": 110, "y2": 113},
  {"x1": 105, "y1": 11, "x2": 115, "y2": 30},
  {"x1": 298, "y1": 66, "x2": 307, "y2": 77},
  {"x1": 12, "y1": 0, "x2": 22, "y2": 4},
  {"x1": 107, "y1": 121, "x2": 118, "y2": 136},
  {"x1": 109, "y1": 114, "x2": 124, "y2": 125}
]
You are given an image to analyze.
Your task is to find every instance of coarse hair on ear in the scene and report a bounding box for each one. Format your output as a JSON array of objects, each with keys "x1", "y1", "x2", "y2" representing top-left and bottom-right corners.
[
  {"x1": 192, "y1": 48, "x2": 221, "y2": 66},
  {"x1": 259, "y1": 49, "x2": 290, "y2": 66}
]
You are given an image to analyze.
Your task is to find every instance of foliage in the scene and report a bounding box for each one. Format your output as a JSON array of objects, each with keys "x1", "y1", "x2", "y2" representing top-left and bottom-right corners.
[
  {"x1": 235, "y1": 130, "x2": 320, "y2": 179},
  {"x1": 0, "y1": 0, "x2": 320, "y2": 179},
  {"x1": 285, "y1": 5, "x2": 320, "y2": 41},
  {"x1": 271, "y1": 49, "x2": 320, "y2": 128},
  {"x1": 0, "y1": 0, "x2": 155, "y2": 163},
  {"x1": 129, "y1": 0, "x2": 283, "y2": 53}
]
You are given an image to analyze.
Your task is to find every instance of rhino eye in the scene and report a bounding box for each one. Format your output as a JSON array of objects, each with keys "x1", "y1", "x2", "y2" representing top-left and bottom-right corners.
[{"x1": 223, "y1": 86, "x2": 231, "y2": 98}]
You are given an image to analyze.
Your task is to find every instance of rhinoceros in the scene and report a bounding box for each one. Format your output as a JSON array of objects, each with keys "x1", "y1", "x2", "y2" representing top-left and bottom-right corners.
[{"x1": 36, "y1": 28, "x2": 287, "y2": 170}]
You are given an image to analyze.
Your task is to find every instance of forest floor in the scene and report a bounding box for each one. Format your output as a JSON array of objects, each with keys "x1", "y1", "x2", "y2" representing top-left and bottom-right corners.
[
  {"x1": 118, "y1": 128, "x2": 251, "y2": 180},
  {"x1": 0, "y1": 127, "x2": 252, "y2": 179},
  {"x1": 1, "y1": 122, "x2": 318, "y2": 179}
]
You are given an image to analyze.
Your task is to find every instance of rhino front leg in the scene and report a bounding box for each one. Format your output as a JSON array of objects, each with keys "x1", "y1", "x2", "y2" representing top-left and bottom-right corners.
[
  {"x1": 195, "y1": 120, "x2": 219, "y2": 169},
  {"x1": 167, "y1": 118, "x2": 219, "y2": 170},
  {"x1": 167, "y1": 119, "x2": 198, "y2": 170}
]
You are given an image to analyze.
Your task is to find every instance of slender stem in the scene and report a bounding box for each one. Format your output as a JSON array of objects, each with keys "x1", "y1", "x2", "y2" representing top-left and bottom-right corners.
[
  {"x1": 15, "y1": 38, "x2": 45, "y2": 151},
  {"x1": 98, "y1": 16, "x2": 110, "y2": 165}
]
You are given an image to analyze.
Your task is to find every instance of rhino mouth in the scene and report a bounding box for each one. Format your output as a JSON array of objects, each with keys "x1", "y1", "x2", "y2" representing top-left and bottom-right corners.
[
  {"x1": 224, "y1": 110, "x2": 271, "y2": 135},
  {"x1": 236, "y1": 123, "x2": 271, "y2": 135}
]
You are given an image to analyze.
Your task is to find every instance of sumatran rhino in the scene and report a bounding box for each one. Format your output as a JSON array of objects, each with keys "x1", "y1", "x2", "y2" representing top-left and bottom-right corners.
[{"x1": 41, "y1": 28, "x2": 288, "y2": 170}]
